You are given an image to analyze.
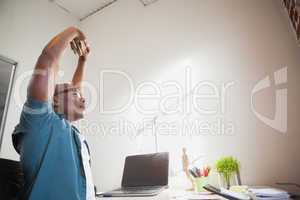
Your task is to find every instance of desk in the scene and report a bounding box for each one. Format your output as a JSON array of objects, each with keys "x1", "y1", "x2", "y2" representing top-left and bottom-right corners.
[
  {"x1": 96, "y1": 189, "x2": 300, "y2": 200},
  {"x1": 96, "y1": 189, "x2": 224, "y2": 200}
]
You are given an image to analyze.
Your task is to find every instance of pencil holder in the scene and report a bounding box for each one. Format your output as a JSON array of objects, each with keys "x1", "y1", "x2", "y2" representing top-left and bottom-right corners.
[{"x1": 194, "y1": 177, "x2": 209, "y2": 192}]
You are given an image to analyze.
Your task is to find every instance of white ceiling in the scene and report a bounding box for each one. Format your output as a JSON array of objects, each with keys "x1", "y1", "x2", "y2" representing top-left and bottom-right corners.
[
  {"x1": 51, "y1": 0, "x2": 159, "y2": 21},
  {"x1": 52, "y1": 0, "x2": 117, "y2": 20}
]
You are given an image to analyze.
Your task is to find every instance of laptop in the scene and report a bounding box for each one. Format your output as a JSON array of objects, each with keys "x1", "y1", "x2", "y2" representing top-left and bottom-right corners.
[{"x1": 101, "y1": 152, "x2": 169, "y2": 197}]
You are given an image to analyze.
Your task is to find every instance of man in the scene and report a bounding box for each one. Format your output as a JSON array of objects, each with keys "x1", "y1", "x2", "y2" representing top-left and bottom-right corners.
[{"x1": 12, "y1": 27, "x2": 95, "y2": 200}]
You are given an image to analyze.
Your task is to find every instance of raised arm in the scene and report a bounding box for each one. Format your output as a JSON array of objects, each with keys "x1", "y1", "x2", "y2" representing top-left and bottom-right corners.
[
  {"x1": 28, "y1": 27, "x2": 86, "y2": 102},
  {"x1": 71, "y1": 42, "x2": 90, "y2": 90}
]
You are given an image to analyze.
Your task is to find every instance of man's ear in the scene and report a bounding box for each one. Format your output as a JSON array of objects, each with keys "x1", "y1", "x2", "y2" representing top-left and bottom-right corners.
[
  {"x1": 53, "y1": 95, "x2": 60, "y2": 112},
  {"x1": 53, "y1": 95, "x2": 59, "y2": 106}
]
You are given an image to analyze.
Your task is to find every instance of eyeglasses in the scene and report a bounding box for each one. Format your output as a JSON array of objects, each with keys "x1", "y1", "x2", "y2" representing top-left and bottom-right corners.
[{"x1": 54, "y1": 88, "x2": 83, "y2": 98}]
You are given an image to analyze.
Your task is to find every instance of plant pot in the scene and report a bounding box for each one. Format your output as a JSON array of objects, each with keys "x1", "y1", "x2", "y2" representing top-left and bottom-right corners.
[
  {"x1": 194, "y1": 177, "x2": 209, "y2": 193},
  {"x1": 218, "y1": 173, "x2": 238, "y2": 189}
]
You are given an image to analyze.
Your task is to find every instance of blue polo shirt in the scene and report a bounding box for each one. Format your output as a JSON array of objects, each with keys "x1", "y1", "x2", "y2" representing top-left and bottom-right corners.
[{"x1": 12, "y1": 98, "x2": 87, "y2": 200}]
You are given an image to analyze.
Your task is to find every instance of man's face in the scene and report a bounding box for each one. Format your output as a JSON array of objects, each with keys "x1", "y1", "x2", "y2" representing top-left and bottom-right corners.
[{"x1": 53, "y1": 86, "x2": 86, "y2": 121}]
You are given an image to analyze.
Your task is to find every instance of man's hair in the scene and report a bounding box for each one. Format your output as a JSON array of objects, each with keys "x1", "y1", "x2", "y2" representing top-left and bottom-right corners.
[{"x1": 54, "y1": 83, "x2": 76, "y2": 97}]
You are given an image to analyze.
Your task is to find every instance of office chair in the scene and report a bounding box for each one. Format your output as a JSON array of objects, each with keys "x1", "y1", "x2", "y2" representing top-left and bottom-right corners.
[{"x1": 0, "y1": 158, "x2": 24, "y2": 200}]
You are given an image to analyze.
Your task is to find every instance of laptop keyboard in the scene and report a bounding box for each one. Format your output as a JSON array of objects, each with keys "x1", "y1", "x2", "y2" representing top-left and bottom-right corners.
[{"x1": 115, "y1": 186, "x2": 163, "y2": 194}]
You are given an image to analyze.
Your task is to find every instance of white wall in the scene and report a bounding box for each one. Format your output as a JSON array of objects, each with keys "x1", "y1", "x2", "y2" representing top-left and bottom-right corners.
[
  {"x1": 0, "y1": 0, "x2": 79, "y2": 159},
  {"x1": 1, "y1": 0, "x2": 300, "y2": 192},
  {"x1": 79, "y1": 0, "x2": 300, "y2": 191}
]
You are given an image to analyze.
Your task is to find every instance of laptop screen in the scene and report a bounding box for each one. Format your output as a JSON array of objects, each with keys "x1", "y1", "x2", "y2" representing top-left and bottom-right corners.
[{"x1": 121, "y1": 152, "x2": 169, "y2": 187}]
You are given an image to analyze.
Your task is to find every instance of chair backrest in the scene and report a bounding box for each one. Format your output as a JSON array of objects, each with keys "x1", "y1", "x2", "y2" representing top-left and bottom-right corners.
[{"x1": 0, "y1": 158, "x2": 24, "y2": 200}]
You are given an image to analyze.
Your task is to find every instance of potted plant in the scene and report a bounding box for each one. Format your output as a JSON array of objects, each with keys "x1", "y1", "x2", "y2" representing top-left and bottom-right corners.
[{"x1": 215, "y1": 156, "x2": 240, "y2": 189}]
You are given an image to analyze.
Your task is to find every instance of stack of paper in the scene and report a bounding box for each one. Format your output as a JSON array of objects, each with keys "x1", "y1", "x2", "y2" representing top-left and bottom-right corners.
[{"x1": 249, "y1": 188, "x2": 290, "y2": 200}]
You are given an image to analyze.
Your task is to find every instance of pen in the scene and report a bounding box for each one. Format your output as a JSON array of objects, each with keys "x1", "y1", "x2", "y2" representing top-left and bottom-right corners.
[
  {"x1": 195, "y1": 167, "x2": 202, "y2": 177},
  {"x1": 189, "y1": 169, "x2": 198, "y2": 178}
]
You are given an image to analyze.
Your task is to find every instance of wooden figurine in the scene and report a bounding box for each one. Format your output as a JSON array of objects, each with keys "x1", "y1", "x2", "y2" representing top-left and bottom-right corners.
[{"x1": 182, "y1": 148, "x2": 194, "y2": 191}]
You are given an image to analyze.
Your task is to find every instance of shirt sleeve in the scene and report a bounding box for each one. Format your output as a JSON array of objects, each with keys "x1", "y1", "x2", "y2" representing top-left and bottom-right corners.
[
  {"x1": 19, "y1": 98, "x2": 55, "y2": 134},
  {"x1": 23, "y1": 97, "x2": 53, "y2": 117},
  {"x1": 12, "y1": 98, "x2": 55, "y2": 154}
]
